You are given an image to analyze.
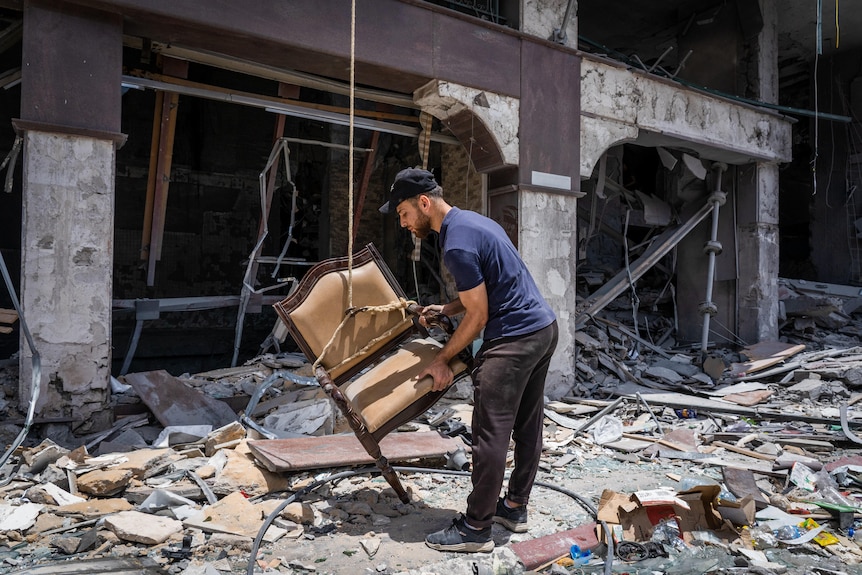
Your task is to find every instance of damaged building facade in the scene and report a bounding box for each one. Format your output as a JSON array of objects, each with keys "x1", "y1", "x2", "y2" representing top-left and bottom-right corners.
[{"x1": 0, "y1": 0, "x2": 852, "y2": 432}]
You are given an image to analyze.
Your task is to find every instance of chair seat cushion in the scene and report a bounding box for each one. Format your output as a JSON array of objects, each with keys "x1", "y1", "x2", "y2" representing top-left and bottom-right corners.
[{"x1": 340, "y1": 337, "x2": 469, "y2": 433}]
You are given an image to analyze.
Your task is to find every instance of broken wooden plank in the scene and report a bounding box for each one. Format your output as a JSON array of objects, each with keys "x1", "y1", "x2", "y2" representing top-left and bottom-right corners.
[
  {"x1": 729, "y1": 342, "x2": 806, "y2": 377},
  {"x1": 721, "y1": 389, "x2": 774, "y2": 406},
  {"x1": 621, "y1": 432, "x2": 691, "y2": 452},
  {"x1": 613, "y1": 384, "x2": 860, "y2": 428},
  {"x1": 655, "y1": 450, "x2": 786, "y2": 477},
  {"x1": 124, "y1": 370, "x2": 237, "y2": 428},
  {"x1": 614, "y1": 384, "x2": 759, "y2": 417},
  {"x1": 247, "y1": 431, "x2": 462, "y2": 472},
  {"x1": 712, "y1": 440, "x2": 776, "y2": 461}
]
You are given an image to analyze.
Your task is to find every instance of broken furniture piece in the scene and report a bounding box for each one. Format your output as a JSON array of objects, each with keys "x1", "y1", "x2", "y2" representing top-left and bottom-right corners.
[{"x1": 273, "y1": 243, "x2": 471, "y2": 503}]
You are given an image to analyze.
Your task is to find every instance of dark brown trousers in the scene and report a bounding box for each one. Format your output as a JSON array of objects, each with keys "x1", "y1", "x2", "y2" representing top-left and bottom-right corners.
[{"x1": 465, "y1": 321, "x2": 558, "y2": 528}]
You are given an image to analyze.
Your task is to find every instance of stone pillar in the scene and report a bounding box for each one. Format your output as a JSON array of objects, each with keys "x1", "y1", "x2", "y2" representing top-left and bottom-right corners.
[
  {"x1": 17, "y1": 2, "x2": 123, "y2": 431},
  {"x1": 737, "y1": 164, "x2": 780, "y2": 343},
  {"x1": 17, "y1": 130, "x2": 119, "y2": 430},
  {"x1": 519, "y1": 189, "x2": 579, "y2": 399},
  {"x1": 738, "y1": 0, "x2": 780, "y2": 344}
]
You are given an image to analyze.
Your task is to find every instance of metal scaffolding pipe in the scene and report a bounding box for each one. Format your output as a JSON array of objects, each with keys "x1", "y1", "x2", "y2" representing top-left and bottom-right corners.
[{"x1": 700, "y1": 163, "x2": 728, "y2": 354}]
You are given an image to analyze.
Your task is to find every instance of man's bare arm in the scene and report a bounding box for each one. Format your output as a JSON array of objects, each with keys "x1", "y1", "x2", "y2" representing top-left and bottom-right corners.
[{"x1": 419, "y1": 283, "x2": 488, "y2": 391}]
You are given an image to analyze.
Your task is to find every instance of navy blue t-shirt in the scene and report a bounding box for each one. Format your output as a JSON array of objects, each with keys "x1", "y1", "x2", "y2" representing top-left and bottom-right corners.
[{"x1": 438, "y1": 207, "x2": 556, "y2": 340}]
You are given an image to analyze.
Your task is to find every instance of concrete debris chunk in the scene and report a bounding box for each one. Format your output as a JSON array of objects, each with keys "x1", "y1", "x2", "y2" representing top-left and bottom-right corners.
[
  {"x1": 204, "y1": 420, "x2": 246, "y2": 456},
  {"x1": 76, "y1": 468, "x2": 134, "y2": 497},
  {"x1": 11, "y1": 292, "x2": 862, "y2": 574},
  {"x1": 21, "y1": 439, "x2": 69, "y2": 474},
  {"x1": 104, "y1": 509, "x2": 183, "y2": 544},
  {"x1": 24, "y1": 482, "x2": 85, "y2": 506},
  {"x1": 55, "y1": 498, "x2": 134, "y2": 518},
  {"x1": 209, "y1": 441, "x2": 289, "y2": 497},
  {"x1": 183, "y1": 491, "x2": 263, "y2": 538}
]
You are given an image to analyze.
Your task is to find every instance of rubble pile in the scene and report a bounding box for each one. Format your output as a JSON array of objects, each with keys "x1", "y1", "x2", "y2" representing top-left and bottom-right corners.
[{"x1": 2, "y1": 278, "x2": 862, "y2": 573}]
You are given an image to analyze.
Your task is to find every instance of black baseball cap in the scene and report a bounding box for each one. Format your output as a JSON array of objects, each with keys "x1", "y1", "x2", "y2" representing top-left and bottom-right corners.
[{"x1": 379, "y1": 168, "x2": 438, "y2": 214}]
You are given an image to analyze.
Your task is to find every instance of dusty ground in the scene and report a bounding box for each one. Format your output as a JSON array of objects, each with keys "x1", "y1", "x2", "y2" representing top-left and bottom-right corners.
[
  {"x1": 180, "y1": 450, "x2": 856, "y2": 575},
  {"x1": 188, "y1": 453, "x2": 679, "y2": 575}
]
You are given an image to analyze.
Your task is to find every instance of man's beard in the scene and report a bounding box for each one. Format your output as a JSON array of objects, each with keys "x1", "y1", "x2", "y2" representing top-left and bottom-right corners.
[{"x1": 411, "y1": 212, "x2": 433, "y2": 239}]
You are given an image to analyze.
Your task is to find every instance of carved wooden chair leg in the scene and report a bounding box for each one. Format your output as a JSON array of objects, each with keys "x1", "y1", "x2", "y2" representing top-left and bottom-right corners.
[{"x1": 375, "y1": 454, "x2": 410, "y2": 504}]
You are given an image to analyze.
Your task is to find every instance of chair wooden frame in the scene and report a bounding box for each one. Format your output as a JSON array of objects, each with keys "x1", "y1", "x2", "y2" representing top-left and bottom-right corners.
[{"x1": 273, "y1": 243, "x2": 470, "y2": 502}]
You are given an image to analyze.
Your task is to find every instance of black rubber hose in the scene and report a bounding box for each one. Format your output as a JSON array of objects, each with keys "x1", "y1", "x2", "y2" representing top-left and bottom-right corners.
[{"x1": 246, "y1": 466, "x2": 615, "y2": 575}]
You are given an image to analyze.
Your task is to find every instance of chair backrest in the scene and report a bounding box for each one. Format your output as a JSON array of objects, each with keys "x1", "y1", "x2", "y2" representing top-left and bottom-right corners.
[{"x1": 273, "y1": 244, "x2": 415, "y2": 382}]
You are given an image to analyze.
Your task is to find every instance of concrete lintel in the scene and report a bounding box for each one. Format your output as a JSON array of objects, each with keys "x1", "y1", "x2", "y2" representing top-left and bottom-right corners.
[
  {"x1": 414, "y1": 79, "x2": 519, "y2": 168},
  {"x1": 579, "y1": 58, "x2": 793, "y2": 179},
  {"x1": 12, "y1": 118, "x2": 128, "y2": 148}
]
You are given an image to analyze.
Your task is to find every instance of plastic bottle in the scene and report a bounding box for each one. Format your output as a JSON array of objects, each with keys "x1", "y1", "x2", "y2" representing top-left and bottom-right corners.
[
  {"x1": 748, "y1": 526, "x2": 778, "y2": 549},
  {"x1": 570, "y1": 544, "x2": 592, "y2": 565},
  {"x1": 775, "y1": 524, "x2": 802, "y2": 540}
]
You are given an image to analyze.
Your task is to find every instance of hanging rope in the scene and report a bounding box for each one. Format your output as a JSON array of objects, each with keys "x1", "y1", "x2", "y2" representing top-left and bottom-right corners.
[
  {"x1": 312, "y1": 297, "x2": 414, "y2": 371},
  {"x1": 310, "y1": 1, "x2": 415, "y2": 372},
  {"x1": 347, "y1": 0, "x2": 357, "y2": 308}
]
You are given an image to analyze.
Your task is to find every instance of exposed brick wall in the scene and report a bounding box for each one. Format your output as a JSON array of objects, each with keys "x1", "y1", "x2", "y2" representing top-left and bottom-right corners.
[{"x1": 441, "y1": 144, "x2": 483, "y2": 213}]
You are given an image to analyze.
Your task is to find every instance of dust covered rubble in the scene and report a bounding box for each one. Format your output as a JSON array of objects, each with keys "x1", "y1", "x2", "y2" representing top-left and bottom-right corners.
[{"x1": 3, "y1": 326, "x2": 862, "y2": 575}]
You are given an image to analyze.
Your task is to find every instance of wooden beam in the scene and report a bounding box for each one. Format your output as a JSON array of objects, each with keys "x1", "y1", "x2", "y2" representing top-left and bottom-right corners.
[
  {"x1": 140, "y1": 89, "x2": 163, "y2": 262},
  {"x1": 145, "y1": 90, "x2": 179, "y2": 285},
  {"x1": 143, "y1": 57, "x2": 188, "y2": 285},
  {"x1": 352, "y1": 130, "x2": 380, "y2": 245}
]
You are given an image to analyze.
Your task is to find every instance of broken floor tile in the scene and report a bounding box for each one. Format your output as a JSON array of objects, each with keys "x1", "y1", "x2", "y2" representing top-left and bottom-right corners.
[
  {"x1": 0, "y1": 502, "x2": 43, "y2": 532},
  {"x1": 105, "y1": 510, "x2": 183, "y2": 545}
]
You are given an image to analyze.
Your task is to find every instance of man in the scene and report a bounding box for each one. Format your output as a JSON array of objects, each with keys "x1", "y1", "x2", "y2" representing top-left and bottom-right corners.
[{"x1": 379, "y1": 167, "x2": 558, "y2": 553}]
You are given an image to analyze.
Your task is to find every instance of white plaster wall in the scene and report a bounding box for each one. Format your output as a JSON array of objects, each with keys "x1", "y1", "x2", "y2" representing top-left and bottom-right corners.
[
  {"x1": 579, "y1": 58, "x2": 793, "y2": 178},
  {"x1": 20, "y1": 131, "x2": 115, "y2": 430},
  {"x1": 519, "y1": 189, "x2": 578, "y2": 400},
  {"x1": 521, "y1": 0, "x2": 577, "y2": 45},
  {"x1": 414, "y1": 80, "x2": 519, "y2": 166}
]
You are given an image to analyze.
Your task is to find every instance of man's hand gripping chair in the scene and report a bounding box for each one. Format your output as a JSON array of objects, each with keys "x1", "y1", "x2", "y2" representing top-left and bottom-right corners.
[{"x1": 272, "y1": 244, "x2": 471, "y2": 503}]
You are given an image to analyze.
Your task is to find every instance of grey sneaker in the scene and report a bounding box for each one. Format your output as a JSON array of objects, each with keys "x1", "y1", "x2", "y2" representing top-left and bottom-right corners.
[
  {"x1": 425, "y1": 515, "x2": 494, "y2": 553},
  {"x1": 492, "y1": 498, "x2": 528, "y2": 533}
]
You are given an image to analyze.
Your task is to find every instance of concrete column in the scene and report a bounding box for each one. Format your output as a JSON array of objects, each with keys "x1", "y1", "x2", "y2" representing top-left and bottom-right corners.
[
  {"x1": 737, "y1": 164, "x2": 780, "y2": 343},
  {"x1": 519, "y1": 189, "x2": 578, "y2": 399},
  {"x1": 737, "y1": 0, "x2": 780, "y2": 344},
  {"x1": 18, "y1": 131, "x2": 117, "y2": 430},
  {"x1": 17, "y1": 2, "x2": 123, "y2": 431}
]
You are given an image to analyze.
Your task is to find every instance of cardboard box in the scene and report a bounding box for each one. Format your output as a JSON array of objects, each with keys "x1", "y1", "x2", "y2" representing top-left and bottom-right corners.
[{"x1": 596, "y1": 486, "x2": 740, "y2": 544}]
